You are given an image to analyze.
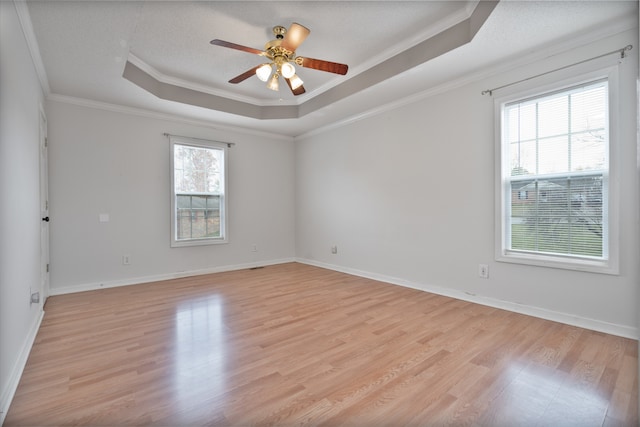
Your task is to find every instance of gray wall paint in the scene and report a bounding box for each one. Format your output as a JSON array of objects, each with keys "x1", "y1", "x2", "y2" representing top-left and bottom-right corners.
[
  {"x1": 1, "y1": 4, "x2": 638, "y2": 420},
  {"x1": 295, "y1": 30, "x2": 639, "y2": 336},
  {"x1": 0, "y1": 1, "x2": 46, "y2": 418},
  {"x1": 46, "y1": 102, "x2": 296, "y2": 292}
]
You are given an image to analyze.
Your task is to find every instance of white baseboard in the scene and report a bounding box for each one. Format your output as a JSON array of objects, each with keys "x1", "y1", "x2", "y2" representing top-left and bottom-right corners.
[
  {"x1": 10, "y1": 257, "x2": 633, "y2": 427},
  {"x1": 45, "y1": 256, "x2": 640, "y2": 338},
  {"x1": 49, "y1": 258, "x2": 296, "y2": 296},
  {"x1": 0, "y1": 309, "x2": 44, "y2": 425},
  {"x1": 296, "y1": 258, "x2": 638, "y2": 340}
]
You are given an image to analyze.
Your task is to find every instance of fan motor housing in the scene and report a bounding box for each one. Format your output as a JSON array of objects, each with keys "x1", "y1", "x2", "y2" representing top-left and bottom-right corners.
[{"x1": 264, "y1": 40, "x2": 294, "y2": 61}]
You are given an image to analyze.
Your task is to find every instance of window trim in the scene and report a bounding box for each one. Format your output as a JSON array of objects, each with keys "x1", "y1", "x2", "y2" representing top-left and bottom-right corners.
[
  {"x1": 494, "y1": 65, "x2": 620, "y2": 275},
  {"x1": 170, "y1": 136, "x2": 229, "y2": 247}
]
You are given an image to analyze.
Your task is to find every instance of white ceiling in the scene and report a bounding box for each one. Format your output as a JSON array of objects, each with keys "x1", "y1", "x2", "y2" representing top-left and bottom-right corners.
[{"x1": 25, "y1": 1, "x2": 638, "y2": 137}]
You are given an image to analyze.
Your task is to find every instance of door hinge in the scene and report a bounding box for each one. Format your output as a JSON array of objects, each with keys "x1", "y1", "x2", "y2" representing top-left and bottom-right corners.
[
  {"x1": 44, "y1": 137, "x2": 48, "y2": 148},
  {"x1": 46, "y1": 263, "x2": 49, "y2": 273}
]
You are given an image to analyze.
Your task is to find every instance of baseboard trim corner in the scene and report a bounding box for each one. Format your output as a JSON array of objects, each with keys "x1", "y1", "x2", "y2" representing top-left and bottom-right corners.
[{"x1": 0, "y1": 308, "x2": 44, "y2": 425}]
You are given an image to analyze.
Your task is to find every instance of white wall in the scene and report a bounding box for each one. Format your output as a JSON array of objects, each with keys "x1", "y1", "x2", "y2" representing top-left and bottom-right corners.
[
  {"x1": 0, "y1": 1, "x2": 46, "y2": 421},
  {"x1": 295, "y1": 29, "x2": 639, "y2": 338},
  {"x1": 47, "y1": 101, "x2": 296, "y2": 293}
]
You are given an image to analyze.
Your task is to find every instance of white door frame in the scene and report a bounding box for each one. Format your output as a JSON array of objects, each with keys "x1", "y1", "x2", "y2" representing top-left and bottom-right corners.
[{"x1": 39, "y1": 105, "x2": 49, "y2": 305}]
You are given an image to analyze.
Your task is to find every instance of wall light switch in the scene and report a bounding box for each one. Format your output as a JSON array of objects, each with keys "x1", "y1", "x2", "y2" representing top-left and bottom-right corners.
[{"x1": 99, "y1": 213, "x2": 110, "y2": 223}]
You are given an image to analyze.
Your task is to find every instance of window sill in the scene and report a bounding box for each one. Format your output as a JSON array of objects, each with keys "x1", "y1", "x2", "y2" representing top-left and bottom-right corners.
[
  {"x1": 496, "y1": 250, "x2": 618, "y2": 275},
  {"x1": 171, "y1": 238, "x2": 228, "y2": 248}
]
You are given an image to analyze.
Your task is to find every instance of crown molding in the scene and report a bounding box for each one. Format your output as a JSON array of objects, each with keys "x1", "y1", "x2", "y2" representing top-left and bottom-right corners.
[
  {"x1": 46, "y1": 93, "x2": 295, "y2": 142},
  {"x1": 124, "y1": 1, "x2": 498, "y2": 122},
  {"x1": 311, "y1": 2, "x2": 476, "y2": 96},
  {"x1": 127, "y1": 53, "x2": 294, "y2": 107},
  {"x1": 297, "y1": 16, "x2": 637, "y2": 140},
  {"x1": 125, "y1": 4, "x2": 476, "y2": 111},
  {"x1": 13, "y1": 0, "x2": 50, "y2": 95}
]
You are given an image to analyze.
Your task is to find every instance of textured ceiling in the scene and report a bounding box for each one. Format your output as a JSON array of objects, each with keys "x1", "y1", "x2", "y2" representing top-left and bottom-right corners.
[
  {"x1": 128, "y1": 1, "x2": 470, "y2": 103},
  {"x1": 25, "y1": 1, "x2": 639, "y2": 137}
]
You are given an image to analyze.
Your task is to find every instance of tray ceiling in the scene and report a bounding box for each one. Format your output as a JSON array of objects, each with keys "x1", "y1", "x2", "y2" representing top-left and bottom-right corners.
[{"x1": 24, "y1": 1, "x2": 638, "y2": 137}]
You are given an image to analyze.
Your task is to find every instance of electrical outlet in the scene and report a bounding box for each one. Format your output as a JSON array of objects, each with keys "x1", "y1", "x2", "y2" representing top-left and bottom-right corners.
[
  {"x1": 331, "y1": 245, "x2": 338, "y2": 254},
  {"x1": 478, "y1": 264, "x2": 489, "y2": 279},
  {"x1": 30, "y1": 287, "x2": 39, "y2": 304},
  {"x1": 251, "y1": 244, "x2": 258, "y2": 252},
  {"x1": 122, "y1": 255, "x2": 131, "y2": 265}
]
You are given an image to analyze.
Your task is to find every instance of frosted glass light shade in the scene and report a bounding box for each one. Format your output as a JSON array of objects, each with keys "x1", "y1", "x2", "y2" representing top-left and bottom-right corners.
[
  {"x1": 289, "y1": 74, "x2": 303, "y2": 90},
  {"x1": 256, "y1": 64, "x2": 272, "y2": 82},
  {"x1": 267, "y1": 73, "x2": 279, "y2": 91},
  {"x1": 280, "y1": 62, "x2": 295, "y2": 79}
]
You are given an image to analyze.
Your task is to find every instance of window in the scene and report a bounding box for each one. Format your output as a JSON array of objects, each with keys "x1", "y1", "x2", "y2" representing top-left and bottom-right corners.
[
  {"x1": 170, "y1": 136, "x2": 228, "y2": 247},
  {"x1": 495, "y1": 72, "x2": 619, "y2": 274}
]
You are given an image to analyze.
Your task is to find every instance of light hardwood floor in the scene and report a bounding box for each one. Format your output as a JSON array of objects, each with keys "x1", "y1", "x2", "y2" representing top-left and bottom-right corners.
[{"x1": 5, "y1": 263, "x2": 638, "y2": 426}]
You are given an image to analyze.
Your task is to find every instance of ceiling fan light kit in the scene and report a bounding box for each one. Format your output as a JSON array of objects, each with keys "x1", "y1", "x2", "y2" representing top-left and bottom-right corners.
[
  {"x1": 280, "y1": 62, "x2": 295, "y2": 79},
  {"x1": 267, "y1": 73, "x2": 280, "y2": 91},
  {"x1": 210, "y1": 22, "x2": 348, "y2": 96},
  {"x1": 256, "y1": 63, "x2": 272, "y2": 82}
]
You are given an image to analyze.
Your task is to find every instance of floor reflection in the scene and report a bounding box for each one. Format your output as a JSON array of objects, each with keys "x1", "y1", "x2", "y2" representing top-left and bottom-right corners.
[
  {"x1": 485, "y1": 362, "x2": 610, "y2": 425},
  {"x1": 173, "y1": 294, "x2": 227, "y2": 412}
]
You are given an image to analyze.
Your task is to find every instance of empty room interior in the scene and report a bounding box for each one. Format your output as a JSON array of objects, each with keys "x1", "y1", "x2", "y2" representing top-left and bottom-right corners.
[{"x1": 1, "y1": 0, "x2": 639, "y2": 425}]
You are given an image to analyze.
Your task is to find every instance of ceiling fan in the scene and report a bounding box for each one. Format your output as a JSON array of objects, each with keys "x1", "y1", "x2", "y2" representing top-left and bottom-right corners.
[{"x1": 210, "y1": 23, "x2": 349, "y2": 96}]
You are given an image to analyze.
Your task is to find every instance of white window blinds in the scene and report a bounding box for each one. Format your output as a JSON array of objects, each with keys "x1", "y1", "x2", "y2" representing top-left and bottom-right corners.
[{"x1": 503, "y1": 80, "x2": 608, "y2": 259}]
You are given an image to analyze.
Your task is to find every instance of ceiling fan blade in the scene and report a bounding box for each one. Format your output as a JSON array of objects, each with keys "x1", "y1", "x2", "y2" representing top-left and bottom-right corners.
[
  {"x1": 229, "y1": 66, "x2": 260, "y2": 84},
  {"x1": 285, "y1": 78, "x2": 306, "y2": 96},
  {"x1": 281, "y1": 23, "x2": 310, "y2": 52},
  {"x1": 297, "y1": 57, "x2": 348, "y2": 75},
  {"x1": 210, "y1": 39, "x2": 265, "y2": 56}
]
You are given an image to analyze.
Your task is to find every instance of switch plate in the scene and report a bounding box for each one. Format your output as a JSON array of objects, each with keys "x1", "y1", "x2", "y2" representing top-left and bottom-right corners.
[{"x1": 123, "y1": 255, "x2": 131, "y2": 265}]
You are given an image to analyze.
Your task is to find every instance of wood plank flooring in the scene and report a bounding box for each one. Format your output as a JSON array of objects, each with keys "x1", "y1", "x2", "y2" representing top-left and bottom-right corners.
[{"x1": 5, "y1": 262, "x2": 638, "y2": 426}]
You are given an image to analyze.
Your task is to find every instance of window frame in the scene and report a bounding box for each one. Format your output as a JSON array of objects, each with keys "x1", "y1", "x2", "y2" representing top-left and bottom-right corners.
[
  {"x1": 170, "y1": 136, "x2": 229, "y2": 247},
  {"x1": 494, "y1": 65, "x2": 620, "y2": 275}
]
